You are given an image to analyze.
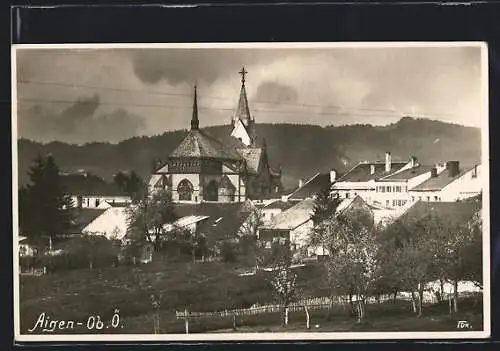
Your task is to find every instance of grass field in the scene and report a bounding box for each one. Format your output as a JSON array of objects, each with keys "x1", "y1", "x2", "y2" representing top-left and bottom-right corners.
[{"x1": 19, "y1": 261, "x2": 483, "y2": 334}]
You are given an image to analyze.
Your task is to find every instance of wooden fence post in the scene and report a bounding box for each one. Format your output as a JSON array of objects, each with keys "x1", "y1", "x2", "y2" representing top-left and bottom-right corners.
[
  {"x1": 304, "y1": 303, "x2": 310, "y2": 330},
  {"x1": 184, "y1": 309, "x2": 189, "y2": 334}
]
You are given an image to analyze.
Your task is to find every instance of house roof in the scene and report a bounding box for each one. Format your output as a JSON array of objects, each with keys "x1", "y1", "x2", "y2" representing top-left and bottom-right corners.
[
  {"x1": 262, "y1": 198, "x2": 315, "y2": 230},
  {"x1": 410, "y1": 165, "x2": 477, "y2": 191},
  {"x1": 168, "y1": 202, "x2": 253, "y2": 245},
  {"x1": 337, "y1": 162, "x2": 407, "y2": 182},
  {"x1": 400, "y1": 200, "x2": 482, "y2": 226},
  {"x1": 61, "y1": 174, "x2": 128, "y2": 197},
  {"x1": 68, "y1": 208, "x2": 107, "y2": 234},
  {"x1": 289, "y1": 173, "x2": 331, "y2": 200},
  {"x1": 378, "y1": 165, "x2": 435, "y2": 182},
  {"x1": 169, "y1": 129, "x2": 242, "y2": 161},
  {"x1": 263, "y1": 199, "x2": 301, "y2": 211}
]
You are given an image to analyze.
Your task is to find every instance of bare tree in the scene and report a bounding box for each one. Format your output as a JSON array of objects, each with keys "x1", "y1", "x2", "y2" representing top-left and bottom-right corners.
[
  {"x1": 270, "y1": 250, "x2": 298, "y2": 327},
  {"x1": 321, "y1": 209, "x2": 378, "y2": 323}
]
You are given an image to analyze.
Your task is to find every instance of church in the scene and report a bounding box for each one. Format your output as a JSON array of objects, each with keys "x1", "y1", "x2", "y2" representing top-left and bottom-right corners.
[{"x1": 148, "y1": 67, "x2": 282, "y2": 203}]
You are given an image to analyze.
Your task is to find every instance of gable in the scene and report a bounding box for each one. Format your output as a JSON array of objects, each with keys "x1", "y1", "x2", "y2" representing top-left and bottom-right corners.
[{"x1": 231, "y1": 119, "x2": 251, "y2": 146}]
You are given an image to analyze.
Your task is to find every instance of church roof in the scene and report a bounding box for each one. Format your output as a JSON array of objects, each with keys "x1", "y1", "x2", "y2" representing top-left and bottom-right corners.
[
  {"x1": 236, "y1": 147, "x2": 263, "y2": 174},
  {"x1": 169, "y1": 129, "x2": 242, "y2": 161}
]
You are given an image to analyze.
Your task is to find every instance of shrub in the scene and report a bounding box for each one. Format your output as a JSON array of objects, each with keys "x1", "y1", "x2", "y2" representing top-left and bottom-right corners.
[{"x1": 219, "y1": 241, "x2": 237, "y2": 263}]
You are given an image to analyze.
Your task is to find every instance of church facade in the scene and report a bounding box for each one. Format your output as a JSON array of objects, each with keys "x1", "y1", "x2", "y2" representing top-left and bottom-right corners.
[{"x1": 148, "y1": 67, "x2": 282, "y2": 203}]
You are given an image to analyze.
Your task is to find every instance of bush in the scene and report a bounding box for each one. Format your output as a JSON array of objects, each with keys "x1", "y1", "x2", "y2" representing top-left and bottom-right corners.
[{"x1": 220, "y1": 241, "x2": 237, "y2": 263}]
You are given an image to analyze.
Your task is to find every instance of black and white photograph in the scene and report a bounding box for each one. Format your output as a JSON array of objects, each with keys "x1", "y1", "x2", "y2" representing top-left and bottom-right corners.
[{"x1": 12, "y1": 43, "x2": 490, "y2": 341}]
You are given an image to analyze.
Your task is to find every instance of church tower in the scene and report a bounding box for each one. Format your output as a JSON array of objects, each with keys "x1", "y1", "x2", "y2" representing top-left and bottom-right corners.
[{"x1": 231, "y1": 66, "x2": 257, "y2": 146}]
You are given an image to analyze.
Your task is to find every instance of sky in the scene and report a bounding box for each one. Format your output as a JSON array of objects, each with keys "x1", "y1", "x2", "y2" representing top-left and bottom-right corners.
[{"x1": 15, "y1": 45, "x2": 484, "y2": 145}]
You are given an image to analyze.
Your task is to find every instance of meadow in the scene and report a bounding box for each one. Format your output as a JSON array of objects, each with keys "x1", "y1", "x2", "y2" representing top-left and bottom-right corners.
[{"x1": 19, "y1": 260, "x2": 483, "y2": 335}]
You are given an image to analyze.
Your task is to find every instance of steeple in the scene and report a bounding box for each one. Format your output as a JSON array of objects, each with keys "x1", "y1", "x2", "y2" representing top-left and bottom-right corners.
[
  {"x1": 234, "y1": 66, "x2": 252, "y2": 126},
  {"x1": 191, "y1": 84, "x2": 199, "y2": 130}
]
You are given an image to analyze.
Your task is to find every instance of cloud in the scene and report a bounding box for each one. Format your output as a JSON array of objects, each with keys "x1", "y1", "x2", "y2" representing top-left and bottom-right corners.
[
  {"x1": 131, "y1": 49, "x2": 285, "y2": 86},
  {"x1": 252, "y1": 81, "x2": 299, "y2": 105},
  {"x1": 17, "y1": 94, "x2": 146, "y2": 144}
]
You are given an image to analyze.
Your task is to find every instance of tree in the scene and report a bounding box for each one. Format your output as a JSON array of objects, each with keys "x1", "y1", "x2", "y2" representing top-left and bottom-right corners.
[
  {"x1": 114, "y1": 170, "x2": 145, "y2": 202},
  {"x1": 321, "y1": 209, "x2": 379, "y2": 323},
  {"x1": 238, "y1": 207, "x2": 266, "y2": 270},
  {"x1": 309, "y1": 185, "x2": 341, "y2": 252},
  {"x1": 270, "y1": 249, "x2": 297, "y2": 327},
  {"x1": 432, "y1": 211, "x2": 482, "y2": 315},
  {"x1": 19, "y1": 154, "x2": 73, "y2": 250},
  {"x1": 126, "y1": 187, "x2": 177, "y2": 255}
]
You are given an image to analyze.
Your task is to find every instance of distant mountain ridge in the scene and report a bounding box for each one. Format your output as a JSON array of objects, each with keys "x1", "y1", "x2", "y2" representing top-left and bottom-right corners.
[{"x1": 16, "y1": 117, "x2": 482, "y2": 190}]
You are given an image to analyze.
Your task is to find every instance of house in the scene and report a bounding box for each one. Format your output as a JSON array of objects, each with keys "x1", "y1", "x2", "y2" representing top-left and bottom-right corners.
[
  {"x1": 260, "y1": 198, "x2": 302, "y2": 225},
  {"x1": 331, "y1": 152, "x2": 409, "y2": 204},
  {"x1": 67, "y1": 208, "x2": 108, "y2": 236},
  {"x1": 331, "y1": 152, "x2": 472, "y2": 209},
  {"x1": 148, "y1": 68, "x2": 282, "y2": 203},
  {"x1": 61, "y1": 172, "x2": 132, "y2": 209},
  {"x1": 258, "y1": 195, "x2": 374, "y2": 258},
  {"x1": 409, "y1": 162, "x2": 482, "y2": 202},
  {"x1": 288, "y1": 171, "x2": 334, "y2": 201},
  {"x1": 18, "y1": 236, "x2": 37, "y2": 257}
]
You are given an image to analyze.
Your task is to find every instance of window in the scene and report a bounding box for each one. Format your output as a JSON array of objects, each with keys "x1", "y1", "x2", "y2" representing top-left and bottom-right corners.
[
  {"x1": 265, "y1": 241, "x2": 272, "y2": 249},
  {"x1": 419, "y1": 197, "x2": 422, "y2": 201},
  {"x1": 392, "y1": 200, "x2": 396, "y2": 207},
  {"x1": 345, "y1": 193, "x2": 350, "y2": 199},
  {"x1": 95, "y1": 199, "x2": 100, "y2": 207},
  {"x1": 427, "y1": 196, "x2": 430, "y2": 202},
  {"x1": 278, "y1": 237, "x2": 287, "y2": 245},
  {"x1": 178, "y1": 179, "x2": 194, "y2": 201},
  {"x1": 434, "y1": 196, "x2": 439, "y2": 201},
  {"x1": 412, "y1": 197, "x2": 415, "y2": 202},
  {"x1": 387, "y1": 186, "x2": 391, "y2": 192},
  {"x1": 386, "y1": 200, "x2": 390, "y2": 206}
]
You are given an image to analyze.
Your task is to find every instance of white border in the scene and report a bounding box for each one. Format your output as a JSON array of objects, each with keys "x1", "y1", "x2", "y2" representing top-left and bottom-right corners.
[{"x1": 12, "y1": 42, "x2": 490, "y2": 342}]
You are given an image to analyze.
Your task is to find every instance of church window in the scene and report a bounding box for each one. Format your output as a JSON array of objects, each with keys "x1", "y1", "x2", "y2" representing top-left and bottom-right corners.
[
  {"x1": 178, "y1": 179, "x2": 194, "y2": 201},
  {"x1": 204, "y1": 180, "x2": 219, "y2": 201}
]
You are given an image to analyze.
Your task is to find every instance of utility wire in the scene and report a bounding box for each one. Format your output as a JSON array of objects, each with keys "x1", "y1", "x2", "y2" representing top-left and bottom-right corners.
[{"x1": 17, "y1": 79, "x2": 456, "y2": 118}]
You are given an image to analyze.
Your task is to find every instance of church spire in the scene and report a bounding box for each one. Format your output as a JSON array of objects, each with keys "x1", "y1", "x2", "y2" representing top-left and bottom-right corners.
[
  {"x1": 234, "y1": 66, "x2": 252, "y2": 125},
  {"x1": 191, "y1": 84, "x2": 199, "y2": 130}
]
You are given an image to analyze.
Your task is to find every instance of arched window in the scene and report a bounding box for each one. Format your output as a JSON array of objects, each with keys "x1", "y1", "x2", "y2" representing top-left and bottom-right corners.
[
  {"x1": 204, "y1": 180, "x2": 219, "y2": 201},
  {"x1": 178, "y1": 179, "x2": 194, "y2": 201}
]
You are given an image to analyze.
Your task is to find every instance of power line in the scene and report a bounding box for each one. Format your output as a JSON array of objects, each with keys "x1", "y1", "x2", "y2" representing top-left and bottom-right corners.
[
  {"x1": 17, "y1": 79, "x2": 456, "y2": 118},
  {"x1": 16, "y1": 96, "x2": 441, "y2": 120}
]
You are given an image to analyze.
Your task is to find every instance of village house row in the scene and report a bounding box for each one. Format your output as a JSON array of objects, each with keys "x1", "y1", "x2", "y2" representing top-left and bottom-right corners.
[{"x1": 19, "y1": 67, "x2": 483, "y2": 261}]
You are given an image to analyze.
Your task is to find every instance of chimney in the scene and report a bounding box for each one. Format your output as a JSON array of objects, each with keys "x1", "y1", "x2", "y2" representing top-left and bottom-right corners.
[
  {"x1": 330, "y1": 169, "x2": 337, "y2": 184},
  {"x1": 410, "y1": 156, "x2": 418, "y2": 168},
  {"x1": 385, "y1": 152, "x2": 392, "y2": 173},
  {"x1": 446, "y1": 161, "x2": 460, "y2": 177},
  {"x1": 431, "y1": 167, "x2": 438, "y2": 178},
  {"x1": 370, "y1": 164, "x2": 375, "y2": 175},
  {"x1": 298, "y1": 179, "x2": 304, "y2": 188}
]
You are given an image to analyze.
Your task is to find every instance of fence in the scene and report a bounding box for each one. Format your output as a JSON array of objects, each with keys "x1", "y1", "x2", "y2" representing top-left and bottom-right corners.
[{"x1": 175, "y1": 290, "x2": 481, "y2": 321}]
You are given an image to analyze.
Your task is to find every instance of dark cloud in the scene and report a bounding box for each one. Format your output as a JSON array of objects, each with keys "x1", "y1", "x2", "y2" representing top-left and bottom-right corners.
[
  {"x1": 252, "y1": 81, "x2": 299, "y2": 105},
  {"x1": 131, "y1": 49, "x2": 285, "y2": 85},
  {"x1": 18, "y1": 94, "x2": 145, "y2": 144}
]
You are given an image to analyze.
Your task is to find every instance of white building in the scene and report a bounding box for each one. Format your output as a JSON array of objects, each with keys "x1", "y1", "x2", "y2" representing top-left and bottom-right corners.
[
  {"x1": 61, "y1": 172, "x2": 132, "y2": 209},
  {"x1": 409, "y1": 162, "x2": 482, "y2": 202}
]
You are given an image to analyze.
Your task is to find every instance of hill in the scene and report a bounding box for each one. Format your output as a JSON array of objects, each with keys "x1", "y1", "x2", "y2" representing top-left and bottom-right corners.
[{"x1": 16, "y1": 117, "x2": 481, "y2": 190}]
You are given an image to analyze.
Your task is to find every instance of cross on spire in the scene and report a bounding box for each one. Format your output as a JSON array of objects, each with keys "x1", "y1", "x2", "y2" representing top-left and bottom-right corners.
[{"x1": 239, "y1": 66, "x2": 248, "y2": 85}]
